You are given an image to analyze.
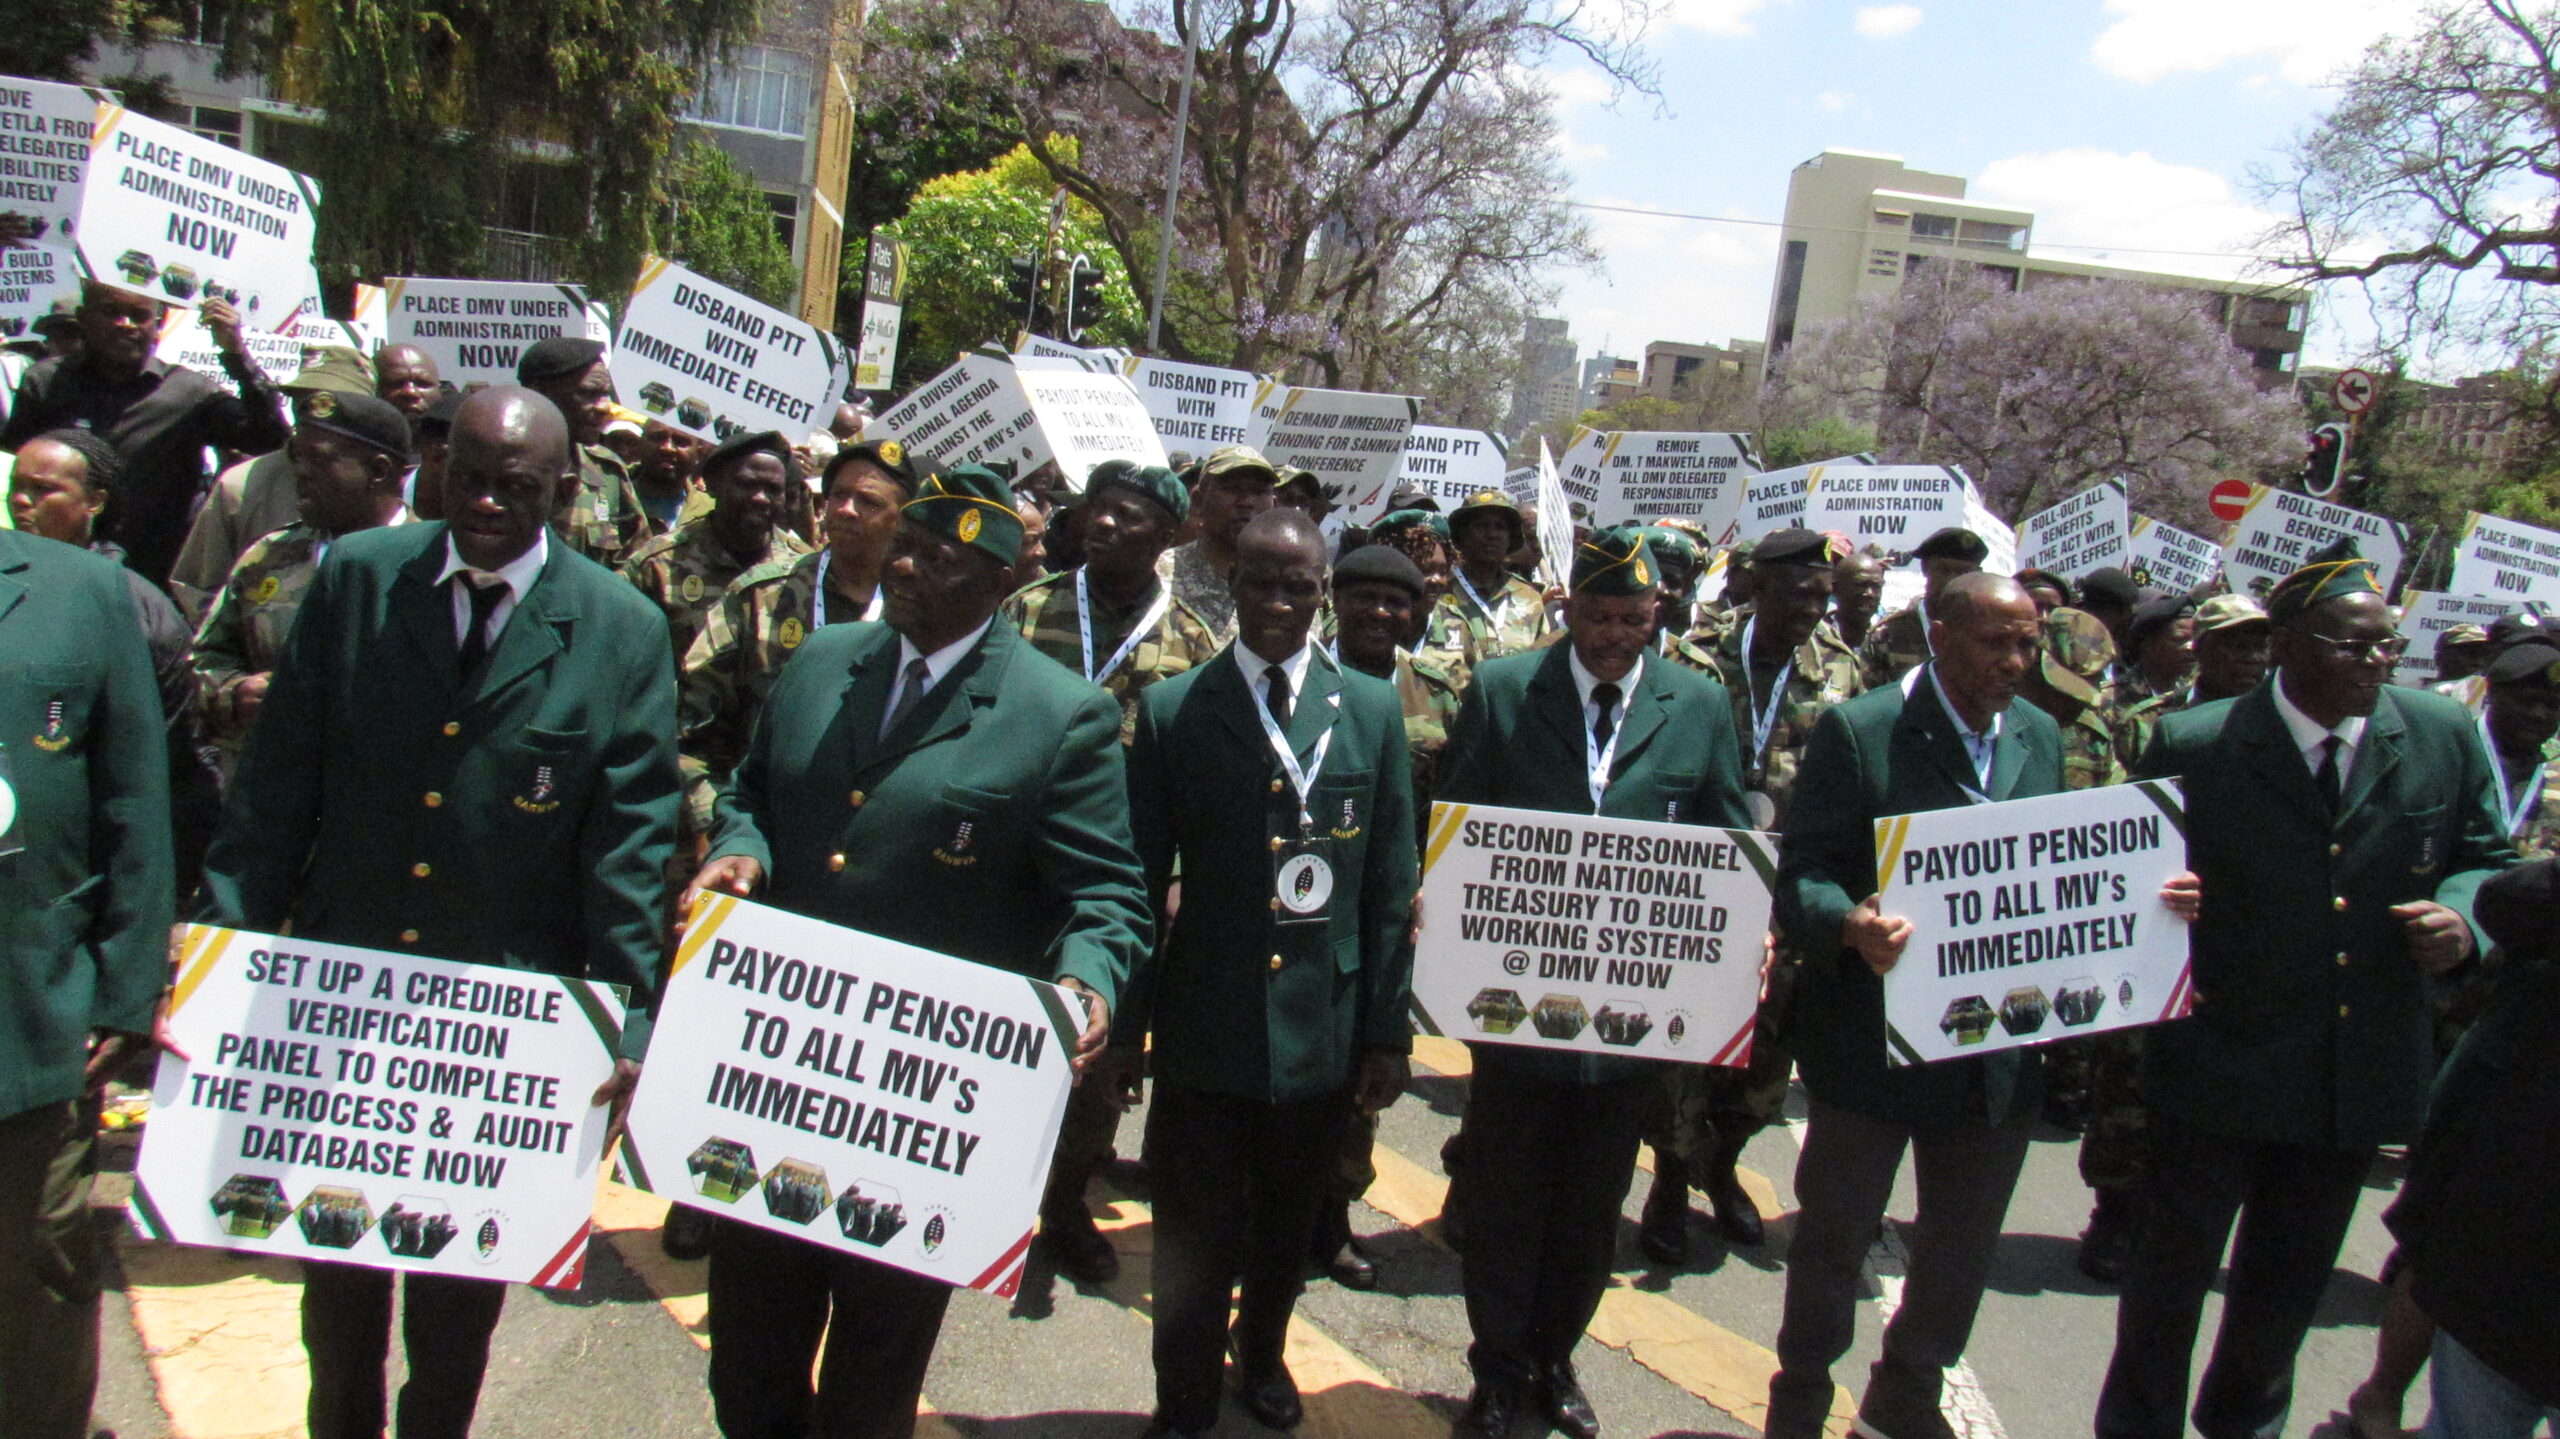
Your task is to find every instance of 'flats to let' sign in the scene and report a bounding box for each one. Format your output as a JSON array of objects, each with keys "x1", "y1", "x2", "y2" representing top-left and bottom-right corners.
[
  {"x1": 617, "y1": 256, "x2": 845, "y2": 442},
  {"x1": 73, "y1": 101, "x2": 321, "y2": 326}
]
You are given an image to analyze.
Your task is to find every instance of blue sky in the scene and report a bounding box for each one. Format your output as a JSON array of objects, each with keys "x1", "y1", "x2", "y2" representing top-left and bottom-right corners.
[{"x1": 1542, "y1": 0, "x2": 2428, "y2": 371}]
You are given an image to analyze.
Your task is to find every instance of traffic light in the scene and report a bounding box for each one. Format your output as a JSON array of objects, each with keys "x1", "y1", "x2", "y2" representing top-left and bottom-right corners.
[
  {"x1": 1005, "y1": 256, "x2": 1042, "y2": 331},
  {"x1": 2303, "y1": 423, "x2": 2347, "y2": 498},
  {"x1": 1066, "y1": 263, "x2": 1106, "y2": 340}
]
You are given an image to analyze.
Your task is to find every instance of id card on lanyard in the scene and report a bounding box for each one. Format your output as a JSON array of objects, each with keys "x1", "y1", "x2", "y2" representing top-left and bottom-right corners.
[
  {"x1": 1256, "y1": 653, "x2": 1340, "y2": 925},
  {"x1": 2482, "y1": 712, "x2": 2550, "y2": 838},
  {"x1": 0, "y1": 741, "x2": 21, "y2": 860}
]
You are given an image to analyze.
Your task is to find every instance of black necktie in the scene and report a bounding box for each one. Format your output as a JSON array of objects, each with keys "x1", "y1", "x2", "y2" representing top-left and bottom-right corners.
[
  {"x1": 2315, "y1": 735, "x2": 2344, "y2": 814},
  {"x1": 881, "y1": 656, "x2": 933, "y2": 740},
  {"x1": 1265, "y1": 663, "x2": 1292, "y2": 731},
  {"x1": 455, "y1": 574, "x2": 506, "y2": 677},
  {"x1": 1591, "y1": 681, "x2": 1622, "y2": 748}
]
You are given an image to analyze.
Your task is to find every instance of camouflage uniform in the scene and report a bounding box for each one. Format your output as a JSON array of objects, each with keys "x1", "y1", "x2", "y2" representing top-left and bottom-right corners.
[
  {"x1": 677, "y1": 549, "x2": 871, "y2": 834},
  {"x1": 551, "y1": 444, "x2": 653, "y2": 568},
  {"x1": 1005, "y1": 569, "x2": 1221, "y2": 744},
  {"x1": 1658, "y1": 628, "x2": 1720, "y2": 675},
  {"x1": 1854, "y1": 601, "x2": 1932, "y2": 691},
  {"x1": 2026, "y1": 612, "x2": 2139, "y2": 1137},
  {"x1": 2495, "y1": 735, "x2": 2560, "y2": 860},
  {"x1": 1392, "y1": 647, "x2": 1465, "y2": 826},
  {"x1": 1411, "y1": 595, "x2": 1481, "y2": 690},
  {"x1": 1447, "y1": 568, "x2": 1553, "y2": 658},
  {"x1": 620, "y1": 518, "x2": 811, "y2": 676},
  {"x1": 1166, "y1": 539, "x2": 1237, "y2": 644},
  {"x1": 191, "y1": 522, "x2": 332, "y2": 747}
]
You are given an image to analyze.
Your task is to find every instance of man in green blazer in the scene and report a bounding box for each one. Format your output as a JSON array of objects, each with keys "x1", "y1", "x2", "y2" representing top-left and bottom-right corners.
[
  {"x1": 200, "y1": 388, "x2": 680, "y2": 1439},
  {"x1": 686, "y1": 464, "x2": 1147, "y2": 1439},
  {"x1": 1439, "y1": 528, "x2": 1752, "y2": 1439},
  {"x1": 2097, "y1": 548, "x2": 2512, "y2": 1439},
  {"x1": 1116, "y1": 510, "x2": 1418, "y2": 1436},
  {"x1": 0, "y1": 528, "x2": 174, "y2": 1439},
  {"x1": 1769, "y1": 574, "x2": 2185, "y2": 1439}
]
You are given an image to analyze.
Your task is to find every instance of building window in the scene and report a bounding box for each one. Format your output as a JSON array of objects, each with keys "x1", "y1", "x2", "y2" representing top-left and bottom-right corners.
[
  {"x1": 1958, "y1": 219, "x2": 2024, "y2": 252},
  {"x1": 1911, "y1": 213, "x2": 1957, "y2": 240},
  {"x1": 189, "y1": 106, "x2": 243, "y2": 148},
  {"x1": 686, "y1": 45, "x2": 811, "y2": 137},
  {"x1": 766, "y1": 191, "x2": 799, "y2": 255},
  {"x1": 1771, "y1": 239, "x2": 1810, "y2": 352}
]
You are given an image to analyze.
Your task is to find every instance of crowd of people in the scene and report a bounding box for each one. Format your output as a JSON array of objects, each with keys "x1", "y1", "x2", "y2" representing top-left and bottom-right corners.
[{"x1": 1, "y1": 278, "x2": 2555, "y2": 1439}]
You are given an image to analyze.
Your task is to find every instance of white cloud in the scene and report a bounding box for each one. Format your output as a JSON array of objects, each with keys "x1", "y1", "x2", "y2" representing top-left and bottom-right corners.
[
  {"x1": 1853, "y1": 5, "x2": 1922, "y2": 39},
  {"x1": 1542, "y1": 66, "x2": 1620, "y2": 109},
  {"x1": 2090, "y1": 0, "x2": 2428, "y2": 85},
  {"x1": 1556, "y1": 130, "x2": 1610, "y2": 163},
  {"x1": 1661, "y1": 0, "x2": 1776, "y2": 36},
  {"x1": 1816, "y1": 90, "x2": 1852, "y2": 111},
  {"x1": 1969, "y1": 148, "x2": 2279, "y2": 283}
]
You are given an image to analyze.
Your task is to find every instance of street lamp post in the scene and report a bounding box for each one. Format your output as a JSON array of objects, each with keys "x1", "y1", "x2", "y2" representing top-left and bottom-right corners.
[{"x1": 1144, "y1": 33, "x2": 1197, "y2": 354}]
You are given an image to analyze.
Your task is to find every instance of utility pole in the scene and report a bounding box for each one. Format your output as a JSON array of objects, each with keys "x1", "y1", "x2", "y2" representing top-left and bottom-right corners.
[{"x1": 1144, "y1": 31, "x2": 1197, "y2": 354}]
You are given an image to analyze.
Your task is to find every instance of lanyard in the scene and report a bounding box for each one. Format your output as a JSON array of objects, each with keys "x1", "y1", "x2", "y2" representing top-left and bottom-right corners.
[
  {"x1": 811, "y1": 552, "x2": 884, "y2": 628},
  {"x1": 1456, "y1": 567, "x2": 1507, "y2": 624},
  {"x1": 1253, "y1": 650, "x2": 1338, "y2": 831},
  {"x1": 1077, "y1": 570, "x2": 1173, "y2": 684},
  {"x1": 1737, "y1": 617, "x2": 1796, "y2": 761},
  {"x1": 2480, "y1": 712, "x2": 2548, "y2": 838}
]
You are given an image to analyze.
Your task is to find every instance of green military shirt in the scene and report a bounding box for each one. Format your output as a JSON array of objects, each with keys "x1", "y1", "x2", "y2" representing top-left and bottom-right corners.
[
  {"x1": 1004, "y1": 568, "x2": 1220, "y2": 744},
  {"x1": 1446, "y1": 568, "x2": 1552, "y2": 658},
  {"x1": 621, "y1": 518, "x2": 810, "y2": 672},
  {"x1": 192, "y1": 521, "x2": 332, "y2": 743},
  {"x1": 1167, "y1": 539, "x2": 1237, "y2": 643},
  {"x1": 1391, "y1": 648, "x2": 1463, "y2": 827},
  {"x1": 1854, "y1": 601, "x2": 1931, "y2": 691},
  {"x1": 1705, "y1": 619, "x2": 1865, "y2": 830},
  {"x1": 1411, "y1": 594, "x2": 1481, "y2": 690},
  {"x1": 676, "y1": 548, "x2": 874, "y2": 835},
  {"x1": 1658, "y1": 629, "x2": 1719, "y2": 675},
  {"x1": 552, "y1": 444, "x2": 652, "y2": 568}
]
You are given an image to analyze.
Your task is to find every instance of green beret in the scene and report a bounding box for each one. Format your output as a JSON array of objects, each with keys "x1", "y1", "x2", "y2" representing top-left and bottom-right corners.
[
  {"x1": 1086, "y1": 459, "x2": 1189, "y2": 525},
  {"x1": 903, "y1": 464, "x2": 1024, "y2": 566},
  {"x1": 1333, "y1": 544, "x2": 1427, "y2": 600},
  {"x1": 2265, "y1": 537, "x2": 2381, "y2": 626},
  {"x1": 1636, "y1": 524, "x2": 1698, "y2": 570},
  {"x1": 1751, "y1": 527, "x2": 1837, "y2": 570},
  {"x1": 1372, "y1": 507, "x2": 1451, "y2": 542},
  {"x1": 1450, "y1": 490, "x2": 1526, "y2": 544},
  {"x1": 1914, "y1": 526, "x2": 1990, "y2": 564},
  {"x1": 1572, "y1": 526, "x2": 1660, "y2": 596},
  {"x1": 827, "y1": 437, "x2": 920, "y2": 495}
]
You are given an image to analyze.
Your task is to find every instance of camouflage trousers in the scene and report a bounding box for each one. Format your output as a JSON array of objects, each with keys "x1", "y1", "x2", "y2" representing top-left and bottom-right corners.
[
  {"x1": 1645, "y1": 960, "x2": 1798, "y2": 1166},
  {"x1": 2073, "y1": 1028, "x2": 2148, "y2": 1192}
]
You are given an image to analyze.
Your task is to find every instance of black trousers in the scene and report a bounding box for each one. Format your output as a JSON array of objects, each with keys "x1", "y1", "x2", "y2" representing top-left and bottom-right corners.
[
  {"x1": 300, "y1": 1261, "x2": 509, "y2": 1439},
  {"x1": 1456, "y1": 1052, "x2": 1653, "y2": 1392},
  {"x1": 705, "y1": 1217, "x2": 953, "y2": 1439},
  {"x1": 0, "y1": 1100, "x2": 101, "y2": 1439},
  {"x1": 2096, "y1": 1120, "x2": 2373, "y2": 1439},
  {"x1": 1143, "y1": 1084, "x2": 1349, "y2": 1430}
]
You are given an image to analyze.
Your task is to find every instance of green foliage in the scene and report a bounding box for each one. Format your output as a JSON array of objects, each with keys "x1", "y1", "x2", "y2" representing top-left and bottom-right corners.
[
  {"x1": 6, "y1": 0, "x2": 191, "y2": 83},
  {"x1": 1756, "y1": 416, "x2": 1878, "y2": 470},
  {"x1": 660, "y1": 137, "x2": 797, "y2": 309}
]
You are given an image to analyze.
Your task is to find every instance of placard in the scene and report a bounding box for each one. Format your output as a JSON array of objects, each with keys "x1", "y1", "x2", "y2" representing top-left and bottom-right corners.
[
  {"x1": 871, "y1": 354, "x2": 1048, "y2": 473},
  {"x1": 2016, "y1": 483, "x2": 2130, "y2": 579},
  {"x1": 1395, "y1": 426, "x2": 1508, "y2": 507},
  {"x1": 153, "y1": 306, "x2": 307, "y2": 394},
  {"x1": 383, "y1": 277, "x2": 594, "y2": 391},
  {"x1": 1556, "y1": 429, "x2": 1761, "y2": 532},
  {"x1": 131, "y1": 925, "x2": 621, "y2": 1287},
  {"x1": 74, "y1": 102, "x2": 321, "y2": 327},
  {"x1": 1801, "y1": 465, "x2": 1973, "y2": 560},
  {"x1": 1534, "y1": 440, "x2": 1575, "y2": 591},
  {"x1": 1876, "y1": 782, "x2": 2192, "y2": 1064},
  {"x1": 2126, "y1": 514, "x2": 2222, "y2": 596},
  {"x1": 2449, "y1": 511, "x2": 2560, "y2": 608},
  {"x1": 0, "y1": 74, "x2": 106, "y2": 238},
  {"x1": 617, "y1": 256, "x2": 842, "y2": 442},
  {"x1": 1735, "y1": 460, "x2": 1818, "y2": 540},
  {"x1": 1012, "y1": 333, "x2": 1119, "y2": 371},
  {"x1": 1246, "y1": 382, "x2": 1420, "y2": 523},
  {"x1": 852, "y1": 232, "x2": 905, "y2": 393},
  {"x1": 0, "y1": 240, "x2": 78, "y2": 338},
  {"x1": 2218, "y1": 484, "x2": 2407, "y2": 600},
  {"x1": 2392, "y1": 592, "x2": 2530, "y2": 688},
  {"x1": 1962, "y1": 485, "x2": 2017, "y2": 576},
  {"x1": 1413, "y1": 802, "x2": 1776, "y2": 1064},
  {"x1": 1014, "y1": 365, "x2": 1169, "y2": 489},
  {"x1": 1120, "y1": 356, "x2": 1258, "y2": 462},
  {"x1": 622, "y1": 895, "x2": 1080, "y2": 1295}
]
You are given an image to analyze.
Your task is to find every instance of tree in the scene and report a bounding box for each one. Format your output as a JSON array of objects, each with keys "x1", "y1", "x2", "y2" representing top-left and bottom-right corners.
[
  {"x1": 662, "y1": 138, "x2": 799, "y2": 308},
  {"x1": 1768, "y1": 266, "x2": 2299, "y2": 528}
]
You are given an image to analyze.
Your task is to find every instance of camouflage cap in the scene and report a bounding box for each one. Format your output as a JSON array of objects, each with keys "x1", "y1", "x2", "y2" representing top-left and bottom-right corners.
[
  {"x1": 2194, "y1": 593, "x2": 2270, "y2": 635},
  {"x1": 2435, "y1": 623, "x2": 2492, "y2": 652},
  {"x1": 1194, "y1": 444, "x2": 1281, "y2": 486},
  {"x1": 1450, "y1": 489, "x2": 1527, "y2": 545},
  {"x1": 2040, "y1": 606, "x2": 2117, "y2": 707},
  {"x1": 282, "y1": 344, "x2": 377, "y2": 397}
]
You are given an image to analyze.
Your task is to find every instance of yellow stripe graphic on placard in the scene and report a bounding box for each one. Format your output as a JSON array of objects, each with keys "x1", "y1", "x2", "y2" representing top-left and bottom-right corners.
[
  {"x1": 634, "y1": 255, "x2": 672, "y2": 295},
  {"x1": 1423, "y1": 803, "x2": 1471, "y2": 875},
  {"x1": 668, "y1": 894, "x2": 738, "y2": 978},
  {"x1": 2234, "y1": 483, "x2": 2275, "y2": 523},
  {"x1": 166, "y1": 925, "x2": 236, "y2": 1017},
  {"x1": 1874, "y1": 815, "x2": 1914, "y2": 895}
]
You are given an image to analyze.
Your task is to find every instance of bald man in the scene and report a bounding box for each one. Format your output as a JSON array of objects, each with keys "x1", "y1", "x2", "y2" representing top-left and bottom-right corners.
[
  {"x1": 201, "y1": 386, "x2": 679, "y2": 1439},
  {"x1": 373, "y1": 344, "x2": 441, "y2": 420}
]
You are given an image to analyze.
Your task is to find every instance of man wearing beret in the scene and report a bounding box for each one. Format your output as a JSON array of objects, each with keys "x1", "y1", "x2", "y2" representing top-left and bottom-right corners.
[
  {"x1": 2096, "y1": 543, "x2": 2513, "y2": 1439},
  {"x1": 0, "y1": 522, "x2": 174, "y2": 1439},
  {"x1": 684, "y1": 464, "x2": 1148, "y2": 1439},
  {"x1": 1114, "y1": 509, "x2": 1419, "y2": 1436},
  {"x1": 1633, "y1": 525, "x2": 1719, "y2": 674},
  {"x1": 199, "y1": 387, "x2": 679, "y2": 1439},
  {"x1": 2116, "y1": 594, "x2": 2270, "y2": 772},
  {"x1": 191, "y1": 391, "x2": 417, "y2": 754},
  {"x1": 1002, "y1": 458, "x2": 1218, "y2": 1281},
  {"x1": 1166, "y1": 444, "x2": 1282, "y2": 642},
  {"x1": 1366, "y1": 509, "x2": 1478, "y2": 684},
  {"x1": 516, "y1": 336, "x2": 653, "y2": 568},
  {"x1": 621, "y1": 430, "x2": 812, "y2": 686},
  {"x1": 2106, "y1": 594, "x2": 2198, "y2": 711},
  {"x1": 1641, "y1": 527, "x2": 1865, "y2": 1264},
  {"x1": 167, "y1": 345, "x2": 386, "y2": 620},
  {"x1": 2478, "y1": 637, "x2": 2560, "y2": 858},
  {"x1": 1854, "y1": 525, "x2": 1987, "y2": 691},
  {"x1": 1438, "y1": 528, "x2": 1751, "y2": 1439},
  {"x1": 1445, "y1": 489, "x2": 1554, "y2": 659},
  {"x1": 2076, "y1": 566, "x2": 2143, "y2": 661}
]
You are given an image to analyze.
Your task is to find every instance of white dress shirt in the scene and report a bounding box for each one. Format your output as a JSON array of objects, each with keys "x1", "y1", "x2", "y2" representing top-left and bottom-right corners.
[
  {"x1": 882, "y1": 618, "x2": 995, "y2": 733},
  {"x1": 435, "y1": 529, "x2": 548, "y2": 650},
  {"x1": 2273, "y1": 673, "x2": 2367, "y2": 783},
  {"x1": 1567, "y1": 645, "x2": 1644, "y2": 736},
  {"x1": 1927, "y1": 663, "x2": 2003, "y2": 793},
  {"x1": 1236, "y1": 636, "x2": 1316, "y2": 719}
]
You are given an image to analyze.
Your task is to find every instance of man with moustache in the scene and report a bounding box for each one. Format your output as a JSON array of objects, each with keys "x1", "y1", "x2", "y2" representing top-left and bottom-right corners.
[{"x1": 621, "y1": 431, "x2": 811, "y2": 674}]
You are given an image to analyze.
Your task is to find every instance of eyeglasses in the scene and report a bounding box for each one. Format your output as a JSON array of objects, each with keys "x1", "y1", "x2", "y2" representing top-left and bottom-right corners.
[{"x1": 2294, "y1": 630, "x2": 2409, "y2": 665}]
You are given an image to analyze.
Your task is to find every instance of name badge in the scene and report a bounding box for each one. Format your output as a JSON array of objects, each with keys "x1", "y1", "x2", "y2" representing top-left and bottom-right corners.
[
  {"x1": 0, "y1": 743, "x2": 20, "y2": 860},
  {"x1": 1275, "y1": 837, "x2": 1334, "y2": 926}
]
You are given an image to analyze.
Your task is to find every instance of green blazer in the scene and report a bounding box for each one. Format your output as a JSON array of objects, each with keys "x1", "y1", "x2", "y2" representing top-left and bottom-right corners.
[
  {"x1": 0, "y1": 532, "x2": 175, "y2": 1118},
  {"x1": 708, "y1": 621, "x2": 1146, "y2": 1007},
  {"x1": 1778, "y1": 669, "x2": 2062, "y2": 1132},
  {"x1": 1124, "y1": 646, "x2": 1418, "y2": 1102},
  {"x1": 200, "y1": 524, "x2": 679, "y2": 1057},
  {"x1": 1438, "y1": 642, "x2": 1752, "y2": 1085},
  {"x1": 2135, "y1": 682, "x2": 2511, "y2": 1149}
]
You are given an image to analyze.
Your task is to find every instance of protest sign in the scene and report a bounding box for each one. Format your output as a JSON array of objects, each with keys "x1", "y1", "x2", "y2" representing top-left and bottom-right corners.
[
  {"x1": 1246, "y1": 383, "x2": 1420, "y2": 522},
  {"x1": 1119, "y1": 356, "x2": 1258, "y2": 462},
  {"x1": 1962, "y1": 486, "x2": 2017, "y2": 576},
  {"x1": 153, "y1": 306, "x2": 307, "y2": 393},
  {"x1": 2218, "y1": 484, "x2": 2407, "y2": 599},
  {"x1": 1876, "y1": 782, "x2": 2192, "y2": 1065},
  {"x1": 1014, "y1": 365, "x2": 1169, "y2": 487},
  {"x1": 2392, "y1": 592, "x2": 2530, "y2": 689},
  {"x1": 1534, "y1": 440, "x2": 1576, "y2": 591},
  {"x1": 2016, "y1": 483, "x2": 2130, "y2": 579},
  {"x1": 1735, "y1": 461, "x2": 1820, "y2": 540},
  {"x1": 853, "y1": 232, "x2": 906, "y2": 393},
  {"x1": 75, "y1": 102, "x2": 321, "y2": 327},
  {"x1": 871, "y1": 354, "x2": 1048, "y2": 472},
  {"x1": 623, "y1": 896, "x2": 1080, "y2": 1295},
  {"x1": 1012, "y1": 333, "x2": 1123, "y2": 371},
  {"x1": 2449, "y1": 512, "x2": 2560, "y2": 608},
  {"x1": 0, "y1": 75, "x2": 105, "y2": 238},
  {"x1": 616, "y1": 256, "x2": 843, "y2": 442},
  {"x1": 1553, "y1": 429, "x2": 1760, "y2": 532},
  {"x1": 1501, "y1": 464, "x2": 1537, "y2": 506},
  {"x1": 0, "y1": 240, "x2": 78, "y2": 337},
  {"x1": 1413, "y1": 802, "x2": 1776, "y2": 1065},
  {"x1": 382, "y1": 277, "x2": 594, "y2": 391},
  {"x1": 132, "y1": 926, "x2": 621, "y2": 1287},
  {"x1": 2125, "y1": 514, "x2": 2222, "y2": 596},
  {"x1": 1396, "y1": 426, "x2": 1509, "y2": 507},
  {"x1": 1801, "y1": 466, "x2": 1973, "y2": 559}
]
